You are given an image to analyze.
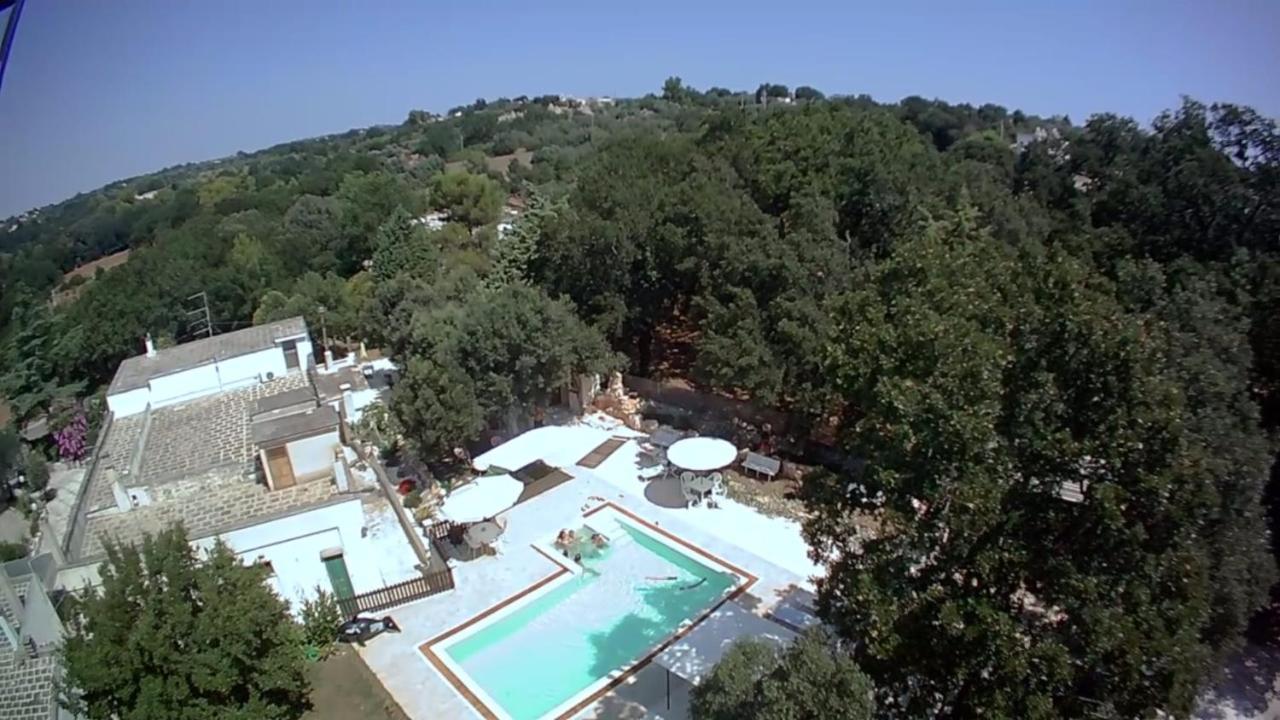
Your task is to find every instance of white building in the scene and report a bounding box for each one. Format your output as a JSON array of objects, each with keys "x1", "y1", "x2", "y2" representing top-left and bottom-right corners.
[
  {"x1": 105, "y1": 317, "x2": 314, "y2": 418},
  {"x1": 250, "y1": 388, "x2": 343, "y2": 491}
]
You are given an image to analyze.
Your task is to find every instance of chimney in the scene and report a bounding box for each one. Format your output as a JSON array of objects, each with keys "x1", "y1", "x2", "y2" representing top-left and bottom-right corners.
[{"x1": 144, "y1": 333, "x2": 156, "y2": 358}]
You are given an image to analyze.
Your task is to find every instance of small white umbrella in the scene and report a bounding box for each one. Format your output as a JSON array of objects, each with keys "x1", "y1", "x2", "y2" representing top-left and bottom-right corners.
[
  {"x1": 463, "y1": 520, "x2": 505, "y2": 548},
  {"x1": 440, "y1": 474, "x2": 523, "y2": 522},
  {"x1": 668, "y1": 438, "x2": 737, "y2": 473}
]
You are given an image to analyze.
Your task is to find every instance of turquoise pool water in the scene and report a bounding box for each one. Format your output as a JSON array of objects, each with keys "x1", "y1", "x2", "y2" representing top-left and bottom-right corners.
[{"x1": 444, "y1": 521, "x2": 736, "y2": 720}]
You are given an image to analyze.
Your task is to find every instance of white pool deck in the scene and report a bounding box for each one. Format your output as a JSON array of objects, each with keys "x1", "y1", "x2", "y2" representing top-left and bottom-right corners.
[{"x1": 358, "y1": 416, "x2": 817, "y2": 720}]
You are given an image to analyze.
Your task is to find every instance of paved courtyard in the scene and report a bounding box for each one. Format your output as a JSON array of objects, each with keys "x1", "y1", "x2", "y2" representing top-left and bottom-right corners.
[{"x1": 357, "y1": 468, "x2": 810, "y2": 720}]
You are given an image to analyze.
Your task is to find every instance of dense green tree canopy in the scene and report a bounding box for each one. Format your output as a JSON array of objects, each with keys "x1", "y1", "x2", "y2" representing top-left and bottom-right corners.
[
  {"x1": 0, "y1": 84, "x2": 1274, "y2": 718},
  {"x1": 391, "y1": 284, "x2": 618, "y2": 454},
  {"x1": 692, "y1": 629, "x2": 874, "y2": 720},
  {"x1": 801, "y1": 210, "x2": 1256, "y2": 718},
  {"x1": 60, "y1": 526, "x2": 308, "y2": 720},
  {"x1": 429, "y1": 170, "x2": 504, "y2": 229}
]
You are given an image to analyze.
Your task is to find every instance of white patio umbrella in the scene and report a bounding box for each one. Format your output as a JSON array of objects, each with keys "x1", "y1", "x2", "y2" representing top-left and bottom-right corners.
[
  {"x1": 440, "y1": 474, "x2": 523, "y2": 522},
  {"x1": 667, "y1": 438, "x2": 737, "y2": 473}
]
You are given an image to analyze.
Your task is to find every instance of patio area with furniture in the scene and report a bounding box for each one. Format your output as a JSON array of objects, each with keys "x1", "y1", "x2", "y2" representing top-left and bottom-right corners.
[{"x1": 668, "y1": 437, "x2": 737, "y2": 508}]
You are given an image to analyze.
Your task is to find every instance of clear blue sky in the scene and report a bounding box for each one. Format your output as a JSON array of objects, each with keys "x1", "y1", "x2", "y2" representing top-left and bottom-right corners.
[{"x1": 1, "y1": 0, "x2": 1277, "y2": 218}]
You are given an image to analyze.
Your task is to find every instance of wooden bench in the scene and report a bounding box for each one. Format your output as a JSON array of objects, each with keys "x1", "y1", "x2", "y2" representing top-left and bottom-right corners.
[{"x1": 741, "y1": 451, "x2": 781, "y2": 480}]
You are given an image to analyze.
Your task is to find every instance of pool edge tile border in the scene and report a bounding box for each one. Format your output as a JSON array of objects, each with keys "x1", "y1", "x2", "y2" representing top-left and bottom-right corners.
[
  {"x1": 419, "y1": 555, "x2": 570, "y2": 720},
  {"x1": 419, "y1": 501, "x2": 759, "y2": 720}
]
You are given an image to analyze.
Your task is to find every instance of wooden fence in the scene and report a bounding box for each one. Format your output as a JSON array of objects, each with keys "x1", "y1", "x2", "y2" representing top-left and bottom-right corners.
[{"x1": 338, "y1": 568, "x2": 454, "y2": 618}]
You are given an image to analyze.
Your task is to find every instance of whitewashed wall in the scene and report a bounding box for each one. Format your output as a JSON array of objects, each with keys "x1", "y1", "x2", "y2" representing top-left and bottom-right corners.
[
  {"x1": 149, "y1": 364, "x2": 221, "y2": 408},
  {"x1": 190, "y1": 499, "x2": 419, "y2": 613},
  {"x1": 216, "y1": 346, "x2": 288, "y2": 388},
  {"x1": 295, "y1": 338, "x2": 315, "y2": 371},
  {"x1": 106, "y1": 341, "x2": 312, "y2": 418},
  {"x1": 286, "y1": 430, "x2": 340, "y2": 482},
  {"x1": 105, "y1": 387, "x2": 150, "y2": 418}
]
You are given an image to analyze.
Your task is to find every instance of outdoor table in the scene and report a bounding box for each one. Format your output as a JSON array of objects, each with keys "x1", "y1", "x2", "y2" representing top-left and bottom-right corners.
[
  {"x1": 667, "y1": 437, "x2": 737, "y2": 473},
  {"x1": 463, "y1": 520, "x2": 504, "y2": 548},
  {"x1": 685, "y1": 474, "x2": 714, "y2": 495}
]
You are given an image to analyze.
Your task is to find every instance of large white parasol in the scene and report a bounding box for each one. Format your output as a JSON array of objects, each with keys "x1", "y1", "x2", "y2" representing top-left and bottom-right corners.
[
  {"x1": 440, "y1": 474, "x2": 523, "y2": 522},
  {"x1": 667, "y1": 438, "x2": 737, "y2": 473}
]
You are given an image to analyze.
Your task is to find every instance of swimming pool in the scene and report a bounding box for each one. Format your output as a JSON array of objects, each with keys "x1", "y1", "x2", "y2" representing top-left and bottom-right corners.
[{"x1": 430, "y1": 509, "x2": 744, "y2": 720}]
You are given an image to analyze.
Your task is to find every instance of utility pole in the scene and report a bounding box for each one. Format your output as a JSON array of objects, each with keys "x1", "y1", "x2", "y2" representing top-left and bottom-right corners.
[
  {"x1": 317, "y1": 305, "x2": 331, "y2": 370},
  {"x1": 187, "y1": 291, "x2": 213, "y2": 339}
]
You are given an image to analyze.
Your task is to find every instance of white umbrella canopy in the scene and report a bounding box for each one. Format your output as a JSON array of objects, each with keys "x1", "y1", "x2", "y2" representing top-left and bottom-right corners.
[
  {"x1": 440, "y1": 474, "x2": 523, "y2": 522},
  {"x1": 667, "y1": 438, "x2": 737, "y2": 473}
]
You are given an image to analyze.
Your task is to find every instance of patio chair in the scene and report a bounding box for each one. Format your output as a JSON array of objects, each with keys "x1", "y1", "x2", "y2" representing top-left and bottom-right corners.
[
  {"x1": 681, "y1": 483, "x2": 700, "y2": 508},
  {"x1": 710, "y1": 472, "x2": 726, "y2": 496}
]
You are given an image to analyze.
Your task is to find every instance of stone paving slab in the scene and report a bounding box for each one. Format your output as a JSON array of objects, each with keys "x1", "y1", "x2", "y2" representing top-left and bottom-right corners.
[
  {"x1": 0, "y1": 650, "x2": 59, "y2": 720},
  {"x1": 80, "y1": 468, "x2": 338, "y2": 559},
  {"x1": 74, "y1": 375, "x2": 328, "y2": 560},
  {"x1": 358, "y1": 470, "x2": 806, "y2": 720},
  {"x1": 136, "y1": 374, "x2": 310, "y2": 486}
]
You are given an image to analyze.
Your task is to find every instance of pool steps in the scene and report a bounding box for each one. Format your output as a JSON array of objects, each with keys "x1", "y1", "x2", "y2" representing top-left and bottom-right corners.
[{"x1": 585, "y1": 515, "x2": 634, "y2": 551}]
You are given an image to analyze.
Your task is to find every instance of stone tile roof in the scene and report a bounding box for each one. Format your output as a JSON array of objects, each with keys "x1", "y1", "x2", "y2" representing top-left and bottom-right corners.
[
  {"x1": 133, "y1": 373, "x2": 310, "y2": 488},
  {"x1": 0, "y1": 650, "x2": 60, "y2": 720},
  {"x1": 73, "y1": 373, "x2": 330, "y2": 561},
  {"x1": 252, "y1": 405, "x2": 338, "y2": 447},
  {"x1": 79, "y1": 468, "x2": 340, "y2": 559},
  {"x1": 254, "y1": 387, "x2": 317, "y2": 416},
  {"x1": 311, "y1": 366, "x2": 368, "y2": 403},
  {"x1": 107, "y1": 316, "x2": 308, "y2": 394}
]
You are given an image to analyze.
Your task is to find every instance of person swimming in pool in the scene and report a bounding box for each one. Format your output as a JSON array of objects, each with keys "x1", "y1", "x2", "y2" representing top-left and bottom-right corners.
[{"x1": 591, "y1": 533, "x2": 608, "y2": 549}]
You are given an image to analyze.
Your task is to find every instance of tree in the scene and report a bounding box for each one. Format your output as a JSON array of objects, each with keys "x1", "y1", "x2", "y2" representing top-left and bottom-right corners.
[
  {"x1": 60, "y1": 526, "x2": 309, "y2": 720},
  {"x1": 23, "y1": 450, "x2": 49, "y2": 493},
  {"x1": 281, "y1": 195, "x2": 345, "y2": 276},
  {"x1": 392, "y1": 285, "x2": 618, "y2": 453},
  {"x1": 392, "y1": 355, "x2": 486, "y2": 455},
  {"x1": 253, "y1": 272, "x2": 351, "y2": 342},
  {"x1": 1, "y1": 295, "x2": 82, "y2": 422},
  {"x1": 663, "y1": 76, "x2": 690, "y2": 103},
  {"x1": 794, "y1": 85, "x2": 825, "y2": 102},
  {"x1": 754, "y1": 83, "x2": 790, "y2": 103},
  {"x1": 693, "y1": 288, "x2": 783, "y2": 404},
  {"x1": 486, "y1": 190, "x2": 564, "y2": 290},
  {"x1": 416, "y1": 123, "x2": 462, "y2": 157},
  {"x1": 691, "y1": 629, "x2": 875, "y2": 720},
  {"x1": 0, "y1": 426, "x2": 19, "y2": 485},
  {"x1": 429, "y1": 171, "x2": 503, "y2": 229},
  {"x1": 336, "y1": 171, "x2": 415, "y2": 270},
  {"x1": 803, "y1": 210, "x2": 1228, "y2": 718},
  {"x1": 371, "y1": 207, "x2": 436, "y2": 281},
  {"x1": 1113, "y1": 259, "x2": 1275, "y2": 658}
]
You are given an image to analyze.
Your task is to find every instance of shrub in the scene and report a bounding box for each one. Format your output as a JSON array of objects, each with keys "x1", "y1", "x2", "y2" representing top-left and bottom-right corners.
[
  {"x1": 24, "y1": 451, "x2": 50, "y2": 493},
  {"x1": 402, "y1": 489, "x2": 423, "y2": 509},
  {"x1": 0, "y1": 541, "x2": 27, "y2": 562},
  {"x1": 299, "y1": 587, "x2": 343, "y2": 656}
]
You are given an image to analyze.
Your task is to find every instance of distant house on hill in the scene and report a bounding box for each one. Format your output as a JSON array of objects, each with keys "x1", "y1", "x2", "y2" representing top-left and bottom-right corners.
[
  {"x1": 1013, "y1": 126, "x2": 1062, "y2": 154},
  {"x1": 105, "y1": 317, "x2": 313, "y2": 418}
]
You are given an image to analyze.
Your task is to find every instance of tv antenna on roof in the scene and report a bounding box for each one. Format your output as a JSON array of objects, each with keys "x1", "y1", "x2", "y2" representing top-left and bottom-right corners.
[{"x1": 187, "y1": 291, "x2": 213, "y2": 339}]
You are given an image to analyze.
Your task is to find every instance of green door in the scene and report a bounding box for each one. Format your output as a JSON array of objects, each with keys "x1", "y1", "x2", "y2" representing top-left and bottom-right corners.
[{"x1": 321, "y1": 548, "x2": 355, "y2": 601}]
